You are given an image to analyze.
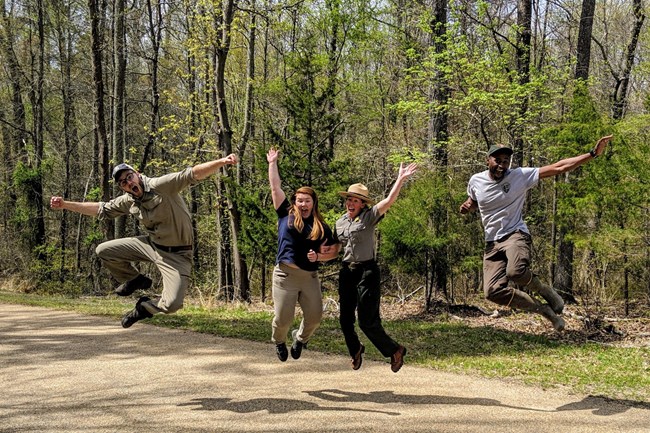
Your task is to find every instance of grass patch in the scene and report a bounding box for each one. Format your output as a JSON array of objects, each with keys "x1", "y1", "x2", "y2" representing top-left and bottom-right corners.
[{"x1": 1, "y1": 291, "x2": 648, "y2": 404}]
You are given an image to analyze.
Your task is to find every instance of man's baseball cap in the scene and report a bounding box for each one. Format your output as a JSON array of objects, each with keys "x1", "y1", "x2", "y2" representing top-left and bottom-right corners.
[
  {"x1": 112, "y1": 163, "x2": 136, "y2": 182},
  {"x1": 487, "y1": 144, "x2": 513, "y2": 158}
]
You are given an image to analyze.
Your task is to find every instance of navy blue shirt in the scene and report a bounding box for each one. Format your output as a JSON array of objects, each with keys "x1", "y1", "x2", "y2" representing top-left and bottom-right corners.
[{"x1": 275, "y1": 198, "x2": 334, "y2": 271}]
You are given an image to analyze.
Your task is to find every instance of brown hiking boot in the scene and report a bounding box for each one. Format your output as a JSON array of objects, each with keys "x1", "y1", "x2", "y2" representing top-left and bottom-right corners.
[
  {"x1": 527, "y1": 276, "x2": 564, "y2": 315},
  {"x1": 538, "y1": 303, "x2": 566, "y2": 332},
  {"x1": 509, "y1": 290, "x2": 565, "y2": 332},
  {"x1": 351, "y1": 344, "x2": 365, "y2": 370},
  {"x1": 390, "y1": 346, "x2": 407, "y2": 373}
]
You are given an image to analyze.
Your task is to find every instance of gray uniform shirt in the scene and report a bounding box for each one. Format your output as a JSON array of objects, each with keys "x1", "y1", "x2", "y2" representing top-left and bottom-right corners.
[
  {"x1": 467, "y1": 167, "x2": 539, "y2": 242},
  {"x1": 97, "y1": 167, "x2": 198, "y2": 246},
  {"x1": 334, "y1": 205, "x2": 383, "y2": 262}
]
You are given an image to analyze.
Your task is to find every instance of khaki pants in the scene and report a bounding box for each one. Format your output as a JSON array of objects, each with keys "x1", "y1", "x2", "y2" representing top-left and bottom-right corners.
[
  {"x1": 95, "y1": 236, "x2": 193, "y2": 315},
  {"x1": 483, "y1": 231, "x2": 534, "y2": 306},
  {"x1": 271, "y1": 263, "x2": 322, "y2": 344}
]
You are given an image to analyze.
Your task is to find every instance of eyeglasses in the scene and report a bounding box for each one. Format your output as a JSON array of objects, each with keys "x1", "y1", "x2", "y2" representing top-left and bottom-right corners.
[{"x1": 117, "y1": 172, "x2": 136, "y2": 187}]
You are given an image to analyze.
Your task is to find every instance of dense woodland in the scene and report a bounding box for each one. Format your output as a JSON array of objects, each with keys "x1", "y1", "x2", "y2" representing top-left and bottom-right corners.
[{"x1": 0, "y1": 0, "x2": 648, "y2": 315}]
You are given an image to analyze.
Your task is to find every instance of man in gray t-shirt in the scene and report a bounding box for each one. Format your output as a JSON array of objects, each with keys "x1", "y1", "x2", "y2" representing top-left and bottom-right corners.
[
  {"x1": 460, "y1": 136, "x2": 612, "y2": 331},
  {"x1": 50, "y1": 154, "x2": 238, "y2": 328}
]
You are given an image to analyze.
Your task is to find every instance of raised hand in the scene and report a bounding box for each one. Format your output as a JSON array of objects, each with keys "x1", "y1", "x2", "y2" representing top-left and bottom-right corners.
[
  {"x1": 267, "y1": 148, "x2": 279, "y2": 164},
  {"x1": 398, "y1": 162, "x2": 418, "y2": 180},
  {"x1": 223, "y1": 153, "x2": 239, "y2": 165},
  {"x1": 592, "y1": 135, "x2": 613, "y2": 157},
  {"x1": 50, "y1": 196, "x2": 64, "y2": 210}
]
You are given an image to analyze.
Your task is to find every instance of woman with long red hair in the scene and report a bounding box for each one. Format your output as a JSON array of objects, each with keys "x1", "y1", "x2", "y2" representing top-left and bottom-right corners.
[{"x1": 267, "y1": 148, "x2": 335, "y2": 362}]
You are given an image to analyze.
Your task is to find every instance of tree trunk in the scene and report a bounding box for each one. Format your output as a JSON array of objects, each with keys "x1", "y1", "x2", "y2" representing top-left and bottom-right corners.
[
  {"x1": 575, "y1": 0, "x2": 595, "y2": 80},
  {"x1": 427, "y1": 0, "x2": 450, "y2": 307},
  {"x1": 140, "y1": 0, "x2": 162, "y2": 173},
  {"x1": 88, "y1": 0, "x2": 113, "y2": 240},
  {"x1": 0, "y1": 0, "x2": 28, "y2": 166},
  {"x1": 512, "y1": 0, "x2": 531, "y2": 167},
  {"x1": 54, "y1": 0, "x2": 81, "y2": 279},
  {"x1": 324, "y1": 0, "x2": 340, "y2": 161},
  {"x1": 214, "y1": 0, "x2": 249, "y2": 301},
  {"x1": 428, "y1": 0, "x2": 449, "y2": 166},
  {"x1": 112, "y1": 0, "x2": 127, "y2": 238},
  {"x1": 31, "y1": 0, "x2": 46, "y2": 253},
  {"x1": 611, "y1": 0, "x2": 644, "y2": 120},
  {"x1": 554, "y1": 225, "x2": 574, "y2": 301}
]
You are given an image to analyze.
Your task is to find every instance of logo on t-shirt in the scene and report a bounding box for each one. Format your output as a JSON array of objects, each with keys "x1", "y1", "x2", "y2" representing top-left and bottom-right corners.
[{"x1": 502, "y1": 183, "x2": 510, "y2": 193}]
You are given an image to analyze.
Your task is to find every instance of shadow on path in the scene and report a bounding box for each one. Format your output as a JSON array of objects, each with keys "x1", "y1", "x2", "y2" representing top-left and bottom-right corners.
[
  {"x1": 304, "y1": 389, "x2": 546, "y2": 412},
  {"x1": 303, "y1": 389, "x2": 650, "y2": 416},
  {"x1": 179, "y1": 397, "x2": 400, "y2": 416},
  {"x1": 556, "y1": 395, "x2": 650, "y2": 416}
]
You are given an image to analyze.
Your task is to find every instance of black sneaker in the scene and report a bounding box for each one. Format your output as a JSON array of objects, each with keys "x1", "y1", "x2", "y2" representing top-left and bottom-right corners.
[
  {"x1": 115, "y1": 274, "x2": 152, "y2": 297},
  {"x1": 290, "y1": 330, "x2": 306, "y2": 360},
  {"x1": 276, "y1": 343, "x2": 288, "y2": 362},
  {"x1": 121, "y1": 296, "x2": 154, "y2": 328}
]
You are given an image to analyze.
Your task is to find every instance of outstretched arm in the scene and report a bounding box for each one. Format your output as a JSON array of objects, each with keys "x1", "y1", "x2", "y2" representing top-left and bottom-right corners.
[
  {"x1": 192, "y1": 153, "x2": 239, "y2": 181},
  {"x1": 375, "y1": 162, "x2": 418, "y2": 216},
  {"x1": 538, "y1": 135, "x2": 612, "y2": 179},
  {"x1": 50, "y1": 196, "x2": 100, "y2": 217},
  {"x1": 267, "y1": 148, "x2": 286, "y2": 209}
]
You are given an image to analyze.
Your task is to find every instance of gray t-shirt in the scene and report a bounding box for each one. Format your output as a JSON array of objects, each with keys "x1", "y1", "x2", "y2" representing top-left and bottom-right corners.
[
  {"x1": 467, "y1": 167, "x2": 539, "y2": 242},
  {"x1": 334, "y1": 206, "x2": 383, "y2": 262},
  {"x1": 98, "y1": 167, "x2": 198, "y2": 246}
]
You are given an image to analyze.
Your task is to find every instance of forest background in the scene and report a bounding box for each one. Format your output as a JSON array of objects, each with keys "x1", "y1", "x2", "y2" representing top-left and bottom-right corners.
[{"x1": 0, "y1": 0, "x2": 648, "y2": 324}]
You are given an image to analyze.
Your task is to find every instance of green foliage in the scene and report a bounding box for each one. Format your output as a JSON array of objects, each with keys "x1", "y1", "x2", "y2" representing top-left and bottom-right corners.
[
  {"x1": 12, "y1": 163, "x2": 41, "y2": 193},
  {"x1": 536, "y1": 83, "x2": 610, "y2": 226},
  {"x1": 1, "y1": 0, "x2": 648, "y2": 313},
  {"x1": 11, "y1": 163, "x2": 43, "y2": 249},
  {"x1": 227, "y1": 177, "x2": 277, "y2": 264},
  {"x1": 379, "y1": 171, "x2": 454, "y2": 275},
  {"x1": 86, "y1": 187, "x2": 102, "y2": 202}
]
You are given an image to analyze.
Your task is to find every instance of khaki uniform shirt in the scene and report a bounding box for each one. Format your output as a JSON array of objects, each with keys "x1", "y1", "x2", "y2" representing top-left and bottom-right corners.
[
  {"x1": 98, "y1": 168, "x2": 198, "y2": 246},
  {"x1": 334, "y1": 205, "x2": 383, "y2": 263}
]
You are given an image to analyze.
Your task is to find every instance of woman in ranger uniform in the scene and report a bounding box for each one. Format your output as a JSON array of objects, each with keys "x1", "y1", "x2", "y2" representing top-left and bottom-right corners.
[{"x1": 318, "y1": 162, "x2": 417, "y2": 373}]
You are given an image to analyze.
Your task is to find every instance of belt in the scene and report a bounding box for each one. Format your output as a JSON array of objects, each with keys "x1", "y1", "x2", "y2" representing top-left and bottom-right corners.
[
  {"x1": 342, "y1": 259, "x2": 376, "y2": 270},
  {"x1": 152, "y1": 242, "x2": 193, "y2": 253}
]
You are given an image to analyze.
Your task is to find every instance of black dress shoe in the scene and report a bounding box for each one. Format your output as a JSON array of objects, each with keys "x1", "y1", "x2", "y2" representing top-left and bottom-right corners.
[
  {"x1": 290, "y1": 329, "x2": 306, "y2": 359},
  {"x1": 121, "y1": 296, "x2": 154, "y2": 328},
  {"x1": 115, "y1": 274, "x2": 152, "y2": 296},
  {"x1": 276, "y1": 343, "x2": 288, "y2": 362},
  {"x1": 291, "y1": 341, "x2": 305, "y2": 359},
  {"x1": 351, "y1": 344, "x2": 365, "y2": 370}
]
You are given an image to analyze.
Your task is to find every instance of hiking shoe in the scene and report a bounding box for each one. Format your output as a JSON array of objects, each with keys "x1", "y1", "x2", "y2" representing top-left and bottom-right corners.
[
  {"x1": 115, "y1": 274, "x2": 152, "y2": 297},
  {"x1": 121, "y1": 296, "x2": 153, "y2": 328},
  {"x1": 351, "y1": 344, "x2": 365, "y2": 370},
  {"x1": 527, "y1": 276, "x2": 564, "y2": 315},
  {"x1": 539, "y1": 304, "x2": 566, "y2": 332},
  {"x1": 290, "y1": 329, "x2": 306, "y2": 360},
  {"x1": 390, "y1": 345, "x2": 407, "y2": 373},
  {"x1": 276, "y1": 343, "x2": 288, "y2": 362}
]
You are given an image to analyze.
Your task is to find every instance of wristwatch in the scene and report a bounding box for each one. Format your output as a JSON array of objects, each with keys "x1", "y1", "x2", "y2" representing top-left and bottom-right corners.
[{"x1": 589, "y1": 149, "x2": 597, "y2": 158}]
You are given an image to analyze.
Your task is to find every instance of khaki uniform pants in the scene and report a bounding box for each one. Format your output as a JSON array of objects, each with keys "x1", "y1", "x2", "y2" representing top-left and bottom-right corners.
[
  {"x1": 95, "y1": 236, "x2": 193, "y2": 315},
  {"x1": 271, "y1": 263, "x2": 323, "y2": 344},
  {"x1": 483, "y1": 231, "x2": 534, "y2": 306}
]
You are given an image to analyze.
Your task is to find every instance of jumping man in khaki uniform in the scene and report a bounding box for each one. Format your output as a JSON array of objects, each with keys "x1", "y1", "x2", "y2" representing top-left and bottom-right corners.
[{"x1": 50, "y1": 154, "x2": 238, "y2": 327}]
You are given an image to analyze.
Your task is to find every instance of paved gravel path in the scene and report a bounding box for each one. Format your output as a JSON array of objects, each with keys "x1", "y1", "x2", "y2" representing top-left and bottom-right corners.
[{"x1": 1, "y1": 303, "x2": 648, "y2": 433}]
